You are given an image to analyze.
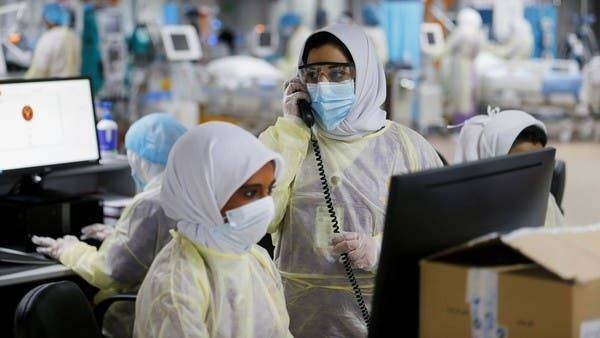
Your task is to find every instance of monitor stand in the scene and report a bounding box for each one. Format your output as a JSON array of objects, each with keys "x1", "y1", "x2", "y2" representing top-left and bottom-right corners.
[
  {"x1": 2, "y1": 174, "x2": 71, "y2": 204},
  {"x1": 0, "y1": 173, "x2": 103, "y2": 252}
]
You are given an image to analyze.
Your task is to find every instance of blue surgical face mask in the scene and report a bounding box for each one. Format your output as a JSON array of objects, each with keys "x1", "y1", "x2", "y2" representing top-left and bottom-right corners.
[{"x1": 306, "y1": 80, "x2": 355, "y2": 131}]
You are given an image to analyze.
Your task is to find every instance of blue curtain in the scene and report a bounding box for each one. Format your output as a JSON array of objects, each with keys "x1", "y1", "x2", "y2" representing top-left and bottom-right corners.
[
  {"x1": 381, "y1": 1, "x2": 423, "y2": 69},
  {"x1": 524, "y1": 4, "x2": 558, "y2": 58}
]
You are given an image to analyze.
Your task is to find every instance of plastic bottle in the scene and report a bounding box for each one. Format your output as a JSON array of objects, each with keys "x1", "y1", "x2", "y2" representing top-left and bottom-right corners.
[{"x1": 97, "y1": 101, "x2": 118, "y2": 159}]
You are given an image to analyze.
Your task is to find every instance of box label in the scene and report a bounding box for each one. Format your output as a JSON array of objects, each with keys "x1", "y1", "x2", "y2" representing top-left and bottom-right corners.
[
  {"x1": 467, "y1": 268, "x2": 505, "y2": 338},
  {"x1": 581, "y1": 320, "x2": 600, "y2": 338}
]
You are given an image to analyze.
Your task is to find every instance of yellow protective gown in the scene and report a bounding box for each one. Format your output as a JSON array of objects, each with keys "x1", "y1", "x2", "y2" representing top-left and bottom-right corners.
[
  {"x1": 134, "y1": 231, "x2": 292, "y2": 338},
  {"x1": 60, "y1": 177, "x2": 176, "y2": 337},
  {"x1": 260, "y1": 117, "x2": 442, "y2": 337},
  {"x1": 135, "y1": 121, "x2": 292, "y2": 338}
]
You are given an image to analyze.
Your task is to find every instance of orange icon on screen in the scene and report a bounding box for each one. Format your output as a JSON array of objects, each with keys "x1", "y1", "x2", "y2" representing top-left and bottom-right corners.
[{"x1": 22, "y1": 105, "x2": 33, "y2": 121}]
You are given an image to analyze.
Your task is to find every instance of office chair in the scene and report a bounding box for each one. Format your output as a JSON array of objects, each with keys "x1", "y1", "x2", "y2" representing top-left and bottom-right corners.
[
  {"x1": 94, "y1": 292, "x2": 137, "y2": 330},
  {"x1": 14, "y1": 281, "x2": 102, "y2": 338},
  {"x1": 551, "y1": 159, "x2": 566, "y2": 213},
  {"x1": 14, "y1": 280, "x2": 137, "y2": 338}
]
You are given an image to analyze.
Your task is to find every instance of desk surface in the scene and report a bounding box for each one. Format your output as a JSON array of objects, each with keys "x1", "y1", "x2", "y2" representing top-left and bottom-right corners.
[{"x1": 0, "y1": 264, "x2": 73, "y2": 287}]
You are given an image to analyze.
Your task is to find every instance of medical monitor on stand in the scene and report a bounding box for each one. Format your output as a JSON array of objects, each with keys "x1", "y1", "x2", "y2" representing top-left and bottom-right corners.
[
  {"x1": 420, "y1": 22, "x2": 445, "y2": 56},
  {"x1": 249, "y1": 25, "x2": 279, "y2": 58},
  {"x1": 160, "y1": 25, "x2": 203, "y2": 62}
]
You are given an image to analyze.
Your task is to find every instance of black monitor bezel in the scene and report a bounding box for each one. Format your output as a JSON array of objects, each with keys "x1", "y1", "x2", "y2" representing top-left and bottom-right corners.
[
  {"x1": 0, "y1": 76, "x2": 101, "y2": 176},
  {"x1": 369, "y1": 147, "x2": 556, "y2": 337}
]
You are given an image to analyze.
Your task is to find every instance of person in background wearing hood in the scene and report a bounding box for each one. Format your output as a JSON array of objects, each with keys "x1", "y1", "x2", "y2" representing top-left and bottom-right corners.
[
  {"x1": 440, "y1": 7, "x2": 485, "y2": 125},
  {"x1": 277, "y1": 12, "x2": 313, "y2": 78},
  {"x1": 25, "y1": 3, "x2": 81, "y2": 79},
  {"x1": 361, "y1": 4, "x2": 388, "y2": 65},
  {"x1": 134, "y1": 122, "x2": 292, "y2": 338},
  {"x1": 260, "y1": 24, "x2": 443, "y2": 337},
  {"x1": 487, "y1": 18, "x2": 535, "y2": 60},
  {"x1": 33, "y1": 113, "x2": 186, "y2": 338},
  {"x1": 315, "y1": 0, "x2": 328, "y2": 29},
  {"x1": 454, "y1": 109, "x2": 565, "y2": 227}
]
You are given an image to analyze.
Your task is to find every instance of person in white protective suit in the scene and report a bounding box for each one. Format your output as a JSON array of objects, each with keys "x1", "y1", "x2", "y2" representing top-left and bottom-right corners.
[
  {"x1": 488, "y1": 17, "x2": 534, "y2": 60},
  {"x1": 259, "y1": 23, "x2": 443, "y2": 337},
  {"x1": 454, "y1": 109, "x2": 565, "y2": 227},
  {"x1": 441, "y1": 7, "x2": 485, "y2": 123},
  {"x1": 277, "y1": 12, "x2": 313, "y2": 78},
  {"x1": 25, "y1": 3, "x2": 81, "y2": 79},
  {"x1": 579, "y1": 56, "x2": 600, "y2": 115},
  {"x1": 32, "y1": 113, "x2": 187, "y2": 338},
  {"x1": 134, "y1": 122, "x2": 292, "y2": 338}
]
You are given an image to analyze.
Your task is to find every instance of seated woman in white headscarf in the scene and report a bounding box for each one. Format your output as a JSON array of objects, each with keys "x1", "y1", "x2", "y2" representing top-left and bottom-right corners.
[
  {"x1": 454, "y1": 109, "x2": 565, "y2": 227},
  {"x1": 259, "y1": 23, "x2": 443, "y2": 337},
  {"x1": 134, "y1": 122, "x2": 292, "y2": 338}
]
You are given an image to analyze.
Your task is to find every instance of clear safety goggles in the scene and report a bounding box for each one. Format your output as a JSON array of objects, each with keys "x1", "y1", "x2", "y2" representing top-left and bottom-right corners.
[{"x1": 298, "y1": 62, "x2": 356, "y2": 84}]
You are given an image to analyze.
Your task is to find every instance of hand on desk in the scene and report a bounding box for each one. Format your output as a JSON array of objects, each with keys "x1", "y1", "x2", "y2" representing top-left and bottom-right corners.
[
  {"x1": 80, "y1": 223, "x2": 114, "y2": 241},
  {"x1": 31, "y1": 235, "x2": 79, "y2": 260}
]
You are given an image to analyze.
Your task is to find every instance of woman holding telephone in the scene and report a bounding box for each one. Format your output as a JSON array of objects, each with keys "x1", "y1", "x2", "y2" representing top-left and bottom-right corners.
[{"x1": 259, "y1": 24, "x2": 443, "y2": 337}]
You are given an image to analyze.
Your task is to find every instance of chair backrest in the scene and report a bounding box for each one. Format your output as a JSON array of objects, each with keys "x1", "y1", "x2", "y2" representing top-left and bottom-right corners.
[
  {"x1": 551, "y1": 159, "x2": 566, "y2": 212},
  {"x1": 14, "y1": 281, "x2": 103, "y2": 338}
]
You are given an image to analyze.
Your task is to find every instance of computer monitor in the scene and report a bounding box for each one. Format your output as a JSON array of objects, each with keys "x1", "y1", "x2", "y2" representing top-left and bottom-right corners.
[
  {"x1": 0, "y1": 77, "x2": 100, "y2": 192},
  {"x1": 249, "y1": 25, "x2": 279, "y2": 58},
  {"x1": 160, "y1": 25, "x2": 203, "y2": 61},
  {"x1": 420, "y1": 23, "x2": 444, "y2": 56},
  {"x1": 259, "y1": 32, "x2": 272, "y2": 47},
  {"x1": 368, "y1": 148, "x2": 555, "y2": 337}
]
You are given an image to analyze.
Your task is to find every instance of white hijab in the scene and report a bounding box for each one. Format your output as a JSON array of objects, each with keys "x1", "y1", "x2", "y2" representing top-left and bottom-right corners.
[
  {"x1": 160, "y1": 122, "x2": 284, "y2": 253},
  {"x1": 299, "y1": 23, "x2": 387, "y2": 141},
  {"x1": 454, "y1": 110, "x2": 547, "y2": 163}
]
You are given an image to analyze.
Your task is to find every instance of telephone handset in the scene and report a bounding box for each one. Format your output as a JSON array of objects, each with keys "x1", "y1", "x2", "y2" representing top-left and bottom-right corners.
[
  {"x1": 297, "y1": 99, "x2": 315, "y2": 128},
  {"x1": 297, "y1": 98, "x2": 371, "y2": 326}
]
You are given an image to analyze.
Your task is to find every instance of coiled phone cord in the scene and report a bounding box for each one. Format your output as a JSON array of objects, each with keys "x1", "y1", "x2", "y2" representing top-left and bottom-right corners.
[{"x1": 310, "y1": 134, "x2": 371, "y2": 327}]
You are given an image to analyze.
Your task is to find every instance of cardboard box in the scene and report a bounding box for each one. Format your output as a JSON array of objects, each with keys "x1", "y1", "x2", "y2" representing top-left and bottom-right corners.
[{"x1": 420, "y1": 225, "x2": 600, "y2": 338}]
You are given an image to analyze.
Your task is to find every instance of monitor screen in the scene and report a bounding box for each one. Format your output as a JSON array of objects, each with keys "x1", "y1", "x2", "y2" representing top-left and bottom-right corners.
[
  {"x1": 426, "y1": 32, "x2": 435, "y2": 45},
  {"x1": 0, "y1": 78, "x2": 99, "y2": 173},
  {"x1": 160, "y1": 25, "x2": 202, "y2": 61},
  {"x1": 171, "y1": 33, "x2": 190, "y2": 51},
  {"x1": 369, "y1": 148, "x2": 555, "y2": 337},
  {"x1": 259, "y1": 32, "x2": 272, "y2": 47}
]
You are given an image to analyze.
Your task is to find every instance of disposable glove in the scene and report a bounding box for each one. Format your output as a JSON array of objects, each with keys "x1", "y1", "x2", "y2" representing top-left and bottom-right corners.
[
  {"x1": 331, "y1": 232, "x2": 381, "y2": 272},
  {"x1": 80, "y1": 223, "x2": 115, "y2": 241},
  {"x1": 32, "y1": 235, "x2": 79, "y2": 260},
  {"x1": 282, "y1": 76, "x2": 310, "y2": 118}
]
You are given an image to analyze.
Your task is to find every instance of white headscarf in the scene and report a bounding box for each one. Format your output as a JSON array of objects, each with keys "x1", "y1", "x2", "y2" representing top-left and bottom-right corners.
[
  {"x1": 160, "y1": 122, "x2": 284, "y2": 253},
  {"x1": 299, "y1": 23, "x2": 387, "y2": 141},
  {"x1": 453, "y1": 114, "x2": 491, "y2": 163},
  {"x1": 454, "y1": 110, "x2": 547, "y2": 163}
]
